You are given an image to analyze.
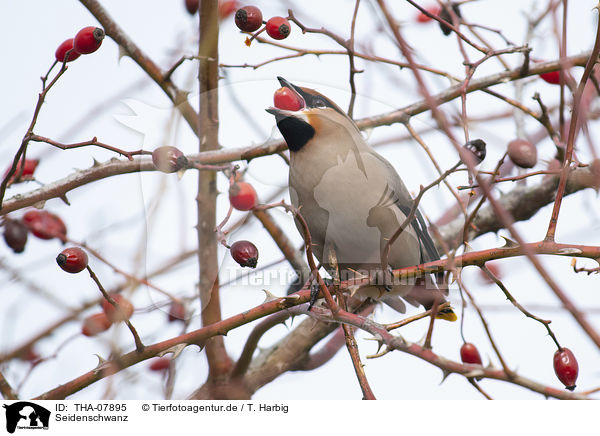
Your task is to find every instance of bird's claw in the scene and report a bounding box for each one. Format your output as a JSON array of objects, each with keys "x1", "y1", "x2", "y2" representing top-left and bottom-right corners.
[{"x1": 308, "y1": 277, "x2": 333, "y2": 311}]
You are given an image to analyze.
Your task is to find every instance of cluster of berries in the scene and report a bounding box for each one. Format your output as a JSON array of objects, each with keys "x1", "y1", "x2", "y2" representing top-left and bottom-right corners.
[{"x1": 55, "y1": 26, "x2": 105, "y2": 63}]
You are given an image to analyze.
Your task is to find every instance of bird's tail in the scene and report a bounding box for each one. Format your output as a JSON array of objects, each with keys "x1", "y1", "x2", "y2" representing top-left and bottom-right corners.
[{"x1": 406, "y1": 275, "x2": 457, "y2": 322}]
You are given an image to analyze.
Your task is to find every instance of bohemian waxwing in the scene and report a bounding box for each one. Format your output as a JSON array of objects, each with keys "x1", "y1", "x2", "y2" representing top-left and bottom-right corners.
[{"x1": 267, "y1": 77, "x2": 456, "y2": 321}]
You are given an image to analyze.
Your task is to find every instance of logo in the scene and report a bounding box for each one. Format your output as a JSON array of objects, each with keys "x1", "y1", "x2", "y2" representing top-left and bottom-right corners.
[{"x1": 3, "y1": 402, "x2": 50, "y2": 433}]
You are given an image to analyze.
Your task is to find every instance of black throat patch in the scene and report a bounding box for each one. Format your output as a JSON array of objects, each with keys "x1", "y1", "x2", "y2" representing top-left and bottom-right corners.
[{"x1": 275, "y1": 115, "x2": 315, "y2": 152}]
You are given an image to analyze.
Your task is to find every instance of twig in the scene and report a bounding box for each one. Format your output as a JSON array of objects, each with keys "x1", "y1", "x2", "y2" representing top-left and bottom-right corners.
[
  {"x1": 403, "y1": 0, "x2": 489, "y2": 53},
  {"x1": 0, "y1": 371, "x2": 18, "y2": 400},
  {"x1": 468, "y1": 378, "x2": 493, "y2": 400},
  {"x1": 384, "y1": 302, "x2": 452, "y2": 331},
  {"x1": 545, "y1": 6, "x2": 600, "y2": 241},
  {"x1": 28, "y1": 135, "x2": 151, "y2": 161},
  {"x1": 342, "y1": 322, "x2": 376, "y2": 399},
  {"x1": 346, "y1": 0, "x2": 362, "y2": 118},
  {"x1": 231, "y1": 311, "x2": 291, "y2": 378},
  {"x1": 480, "y1": 265, "x2": 562, "y2": 349},
  {"x1": 78, "y1": 0, "x2": 200, "y2": 135},
  {"x1": 86, "y1": 266, "x2": 144, "y2": 352},
  {"x1": 0, "y1": 64, "x2": 69, "y2": 209}
]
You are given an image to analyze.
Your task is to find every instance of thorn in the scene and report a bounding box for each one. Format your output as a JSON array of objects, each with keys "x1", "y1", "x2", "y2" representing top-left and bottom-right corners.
[
  {"x1": 278, "y1": 294, "x2": 301, "y2": 308},
  {"x1": 439, "y1": 369, "x2": 452, "y2": 384},
  {"x1": 93, "y1": 353, "x2": 106, "y2": 366},
  {"x1": 363, "y1": 334, "x2": 385, "y2": 354},
  {"x1": 157, "y1": 343, "x2": 187, "y2": 359},
  {"x1": 557, "y1": 247, "x2": 583, "y2": 255},
  {"x1": 59, "y1": 194, "x2": 70, "y2": 206},
  {"x1": 499, "y1": 235, "x2": 519, "y2": 248},
  {"x1": 261, "y1": 289, "x2": 279, "y2": 303}
]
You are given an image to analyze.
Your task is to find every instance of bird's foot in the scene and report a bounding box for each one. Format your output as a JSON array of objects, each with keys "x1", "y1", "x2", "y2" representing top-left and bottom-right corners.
[{"x1": 308, "y1": 277, "x2": 333, "y2": 311}]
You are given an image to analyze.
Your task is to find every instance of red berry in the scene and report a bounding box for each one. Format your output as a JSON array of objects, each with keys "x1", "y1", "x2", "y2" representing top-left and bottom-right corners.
[
  {"x1": 82, "y1": 312, "x2": 112, "y2": 336},
  {"x1": 460, "y1": 342, "x2": 483, "y2": 365},
  {"x1": 73, "y1": 26, "x2": 105, "y2": 55},
  {"x1": 55, "y1": 38, "x2": 81, "y2": 63},
  {"x1": 507, "y1": 139, "x2": 537, "y2": 169},
  {"x1": 149, "y1": 357, "x2": 171, "y2": 372},
  {"x1": 19, "y1": 346, "x2": 40, "y2": 363},
  {"x1": 266, "y1": 16, "x2": 291, "y2": 40},
  {"x1": 152, "y1": 146, "x2": 188, "y2": 173},
  {"x1": 230, "y1": 240, "x2": 259, "y2": 268},
  {"x1": 3, "y1": 219, "x2": 28, "y2": 253},
  {"x1": 229, "y1": 181, "x2": 258, "y2": 211},
  {"x1": 168, "y1": 301, "x2": 186, "y2": 322},
  {"x1": 235, "y1": 6, "x2": 263, "y2": 32},
  {"x1": 102, "y1": 294, "x2": 134, "y2": 323},
  {"x1": 219, "y1": 0, "x2": 238, "y2": 20},
  {"x1": 540, "y1": 71, "x2": 561, "y2": 85},
  {"x1": 185, "y1": 0, "x2": 199, "y2": 15},
  {"x1": 22, "y1": 210, "x2": 67, "y2": 241},
  {"x1": 4, "y1": 158, "x2": 39, "y2": 183},
  {"x1": 274, "y1": 87, "x2": 304, "y2": 111},
  {"x1": 553, "y1": 347, "x2": 578, "y2": 390},
  {"x1": 56, "y1": 247, "x2": 88, "y2": 273},
  {"x1": 416, "y1": 6, "x2": 441, "y2": 23}
]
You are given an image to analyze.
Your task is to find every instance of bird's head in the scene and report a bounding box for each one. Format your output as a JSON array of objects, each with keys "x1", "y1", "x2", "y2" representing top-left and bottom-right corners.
[{"x1": 266, "y1": 77, "x2": 357, "y2": 152}]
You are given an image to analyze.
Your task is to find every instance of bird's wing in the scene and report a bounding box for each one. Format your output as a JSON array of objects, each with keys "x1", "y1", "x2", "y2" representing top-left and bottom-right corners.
[{"x1": 370, "y1": 151, "x2": 440, "y2": 263}]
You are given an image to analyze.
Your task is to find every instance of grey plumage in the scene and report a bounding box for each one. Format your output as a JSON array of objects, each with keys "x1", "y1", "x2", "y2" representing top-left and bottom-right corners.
[{"x1": 267, "y1": 77, "x2": 455, "y2": 320}]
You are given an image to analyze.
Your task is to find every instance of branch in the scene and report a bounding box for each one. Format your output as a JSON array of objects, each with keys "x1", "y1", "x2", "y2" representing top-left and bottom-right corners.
[
  {"x1": 78, "y1": 0, "x2": 199, "y2": 135},
  {"x1": 440, "y1": 165, "x2": 600, "y2": 249},
  {"x1": 35, "y1": 289, "x2": 314, "y2": 399}
]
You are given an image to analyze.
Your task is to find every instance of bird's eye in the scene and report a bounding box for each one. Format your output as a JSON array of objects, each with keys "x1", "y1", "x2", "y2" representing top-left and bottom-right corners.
[{"x1": 312, "y1": 97, "x2": 328, "y2": 108}]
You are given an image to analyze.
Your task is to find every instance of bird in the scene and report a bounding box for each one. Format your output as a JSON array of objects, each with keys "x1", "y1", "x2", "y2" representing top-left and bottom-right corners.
[{"x1": 266, "y1": 77, "x2": 456, "y2": 321}]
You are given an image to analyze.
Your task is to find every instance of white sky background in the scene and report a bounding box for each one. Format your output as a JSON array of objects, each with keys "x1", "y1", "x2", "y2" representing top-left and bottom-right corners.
[{"x1": 0, "y1": 0, "x2": 599, "y2": 400}]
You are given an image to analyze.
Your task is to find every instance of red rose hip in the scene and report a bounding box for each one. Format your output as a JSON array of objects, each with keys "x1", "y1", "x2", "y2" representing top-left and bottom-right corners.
[
  {"x1": 185, "y1": 0, "x2": 199, "y2": 15},
  {"x1": 416, "y1": 5, "x2": 441, "y2": 23},
  {"x1": 82, "y1": 312, "x2": 112, "y2": 336},
  {"x1": 23, "y1": 210, "x2": 67, "y2": 241},
  {"x1": 168, "y1": 301, "x2": 186, "y2": 322},
  {"x1": 3, "y1": 219, "x2": 28, "y2": 253},
  {"x1": 56, "y1": 247, "x2": 88, "y2": 273},
  {"x1": 266, "y1": 16, "x2": 291, "y2": 40},
  {"x1": 4, "y1": 158, "x2": 39, "y2": 183},
  {"x1": 102, "y1": 294, "x2": 134, "y2": 323},
  {"x1": 73, "y1": 26, "x2": 105, "y2": 54},
  {"x1": 149, "y1": 357, "x2": 171, "y2": 372},
  {"x1": 55, "y1": 38, "x2": 81, "y2": 62},
  {"x1": 274, "y1": 87, "x2": 304, "y2": 111},
  {"x1": 19, "y1": 346, "x2": 40, "y2": 363},
  {"x1": 152, "y1": 146, "x2": 188, "y2": 173},
  {"x1": 230, "y1": 240, "x2": 259, "y2": 268},
  {"x1": 540, "y1": 71, "x2": 561, "y2": 85},
  {"x1": 507, "y1": 139, "x2": 537, "y2": 168},
  {"x1": 219, "y1": 0, "x2": 238, "y2": 20},
  {"x1": 229, "y1": 181, "x2": 258, "y2": 211},
  {"x1": 553, "y1": 347, "x2": 578, "y2": 390},
  {"x1": 235, "y1": 6, "x2": 263, "y2": 32},
  {"x1": 460, "y1": 342, "x2": 483, "y2": 365}
]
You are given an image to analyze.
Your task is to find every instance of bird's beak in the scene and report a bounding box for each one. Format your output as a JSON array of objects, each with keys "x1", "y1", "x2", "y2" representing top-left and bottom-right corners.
[
  {"x1": 266, "y1": 76, "x2": 307, "y2": 117},
  {"x1": 276, "y1": 76, "x2": 306, "y2": 100}
]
